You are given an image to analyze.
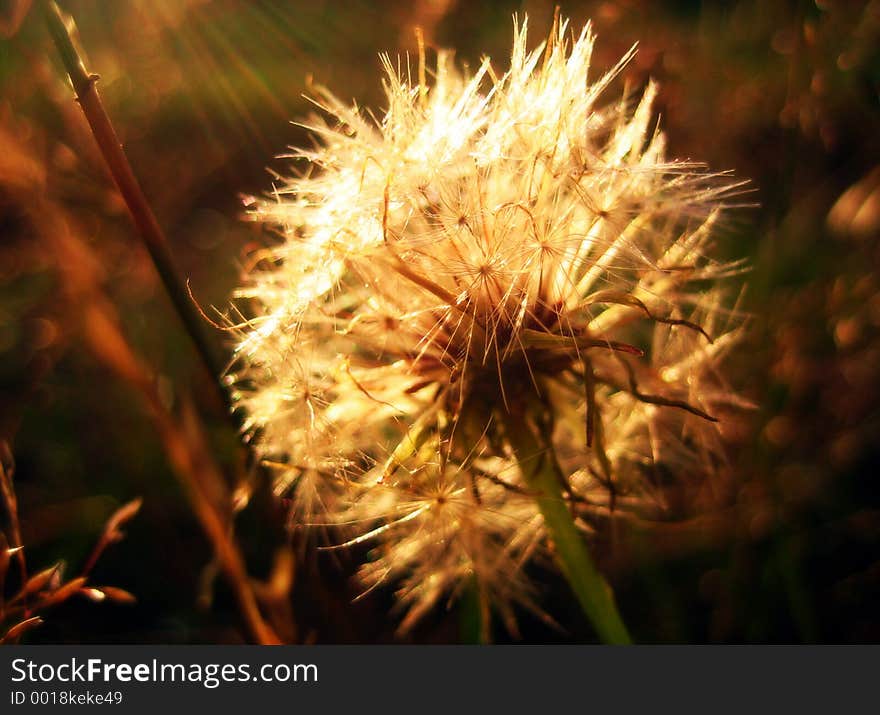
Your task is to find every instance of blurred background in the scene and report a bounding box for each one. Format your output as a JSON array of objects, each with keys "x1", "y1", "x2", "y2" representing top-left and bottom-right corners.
[{"x1": 0, "y1": 0, "x2": 878, "y2": 643}]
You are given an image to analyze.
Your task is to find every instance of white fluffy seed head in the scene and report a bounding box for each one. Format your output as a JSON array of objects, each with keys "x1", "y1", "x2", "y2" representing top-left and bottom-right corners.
[{"x1": 229, "y1": 15, "x2": 747, "y2": 631}]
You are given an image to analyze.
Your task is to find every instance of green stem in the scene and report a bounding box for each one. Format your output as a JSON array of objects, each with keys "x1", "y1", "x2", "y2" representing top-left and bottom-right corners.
[
  {"x1": 501, "y1": 410, "x2": 631, "y2": 644},
  {"x1": 459, "y1": 575, "x2": 490, "y2": 644}
]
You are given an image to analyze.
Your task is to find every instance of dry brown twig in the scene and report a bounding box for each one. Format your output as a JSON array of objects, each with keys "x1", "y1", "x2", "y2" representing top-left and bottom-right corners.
[
  {"x1": 44, "y1": 212, "x2": 287, "y2": 645},
  {"x1": 44, "y1": 0, "x2": 229, "y2": 411},
  {"x1": 0, "y1": 116, "x2": 291, "y2": 642},
  {"x1": 0, "y1": 62, "x2": 291, "y2": 645},
  {"x1": 39, "y1": 2, "x2": 293, "y2": 643}
]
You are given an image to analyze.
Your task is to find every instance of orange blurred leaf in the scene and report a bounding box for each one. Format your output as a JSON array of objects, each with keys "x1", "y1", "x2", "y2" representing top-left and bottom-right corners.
[
  {"x1": 1, "y1": 616, "x2": 43, "y2": 644},
  {"x1": 95, "y1": 586, "x2": 137, "y2": 604},
  {"x1": 41, "y1": 576, "x2": 88, "y2": 607},
  {"x1": 20, "y1": 563, "x2": 63, "y2": 598}
]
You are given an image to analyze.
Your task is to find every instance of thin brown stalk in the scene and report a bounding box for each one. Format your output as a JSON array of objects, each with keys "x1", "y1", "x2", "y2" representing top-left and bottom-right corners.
[
  {"x1": 44, "y1": 0, "x2": 230, "y2": 414},
  {"x1": 46, "y1": 216, "x2": 283, "y2": 645},
  {"x1": 42, "y1": 2, "x2": 289, "y2": 644},
  {"x1": 0, "y1": 445, "x2": 27, "y2": 594}
]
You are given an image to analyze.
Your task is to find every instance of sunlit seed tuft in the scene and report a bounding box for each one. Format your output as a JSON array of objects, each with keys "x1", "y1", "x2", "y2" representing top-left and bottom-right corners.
[{"x1": 230, "y1": 15, "x2": 746, "y2": 632}]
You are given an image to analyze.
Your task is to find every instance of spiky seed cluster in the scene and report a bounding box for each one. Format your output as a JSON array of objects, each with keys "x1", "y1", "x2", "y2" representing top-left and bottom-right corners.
[{"x1": 230, "y1": 17, "x2": 745, "y2": 632}]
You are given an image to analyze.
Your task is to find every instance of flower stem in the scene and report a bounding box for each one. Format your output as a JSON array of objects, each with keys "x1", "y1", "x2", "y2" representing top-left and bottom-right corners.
[
  {"x1": 459, "y1": 575, "x2": 490, "y2": 644},
  {"x1": 44, "y1": 0, "x2": 230, "y2": 414},
  {"x1": 501, "y1": 410, "x2": 631, "y2": 644}
]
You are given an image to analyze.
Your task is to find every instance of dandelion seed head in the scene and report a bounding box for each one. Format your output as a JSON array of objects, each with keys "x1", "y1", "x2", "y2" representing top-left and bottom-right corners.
[{"x1": 230, "y1": 15, "x2": 746, "y2": 631}]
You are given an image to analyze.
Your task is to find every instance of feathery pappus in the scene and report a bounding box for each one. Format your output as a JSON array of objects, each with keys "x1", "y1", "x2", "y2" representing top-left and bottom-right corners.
[{"x1": 227, "y1": 15, "x2": 748, "y2": 634}]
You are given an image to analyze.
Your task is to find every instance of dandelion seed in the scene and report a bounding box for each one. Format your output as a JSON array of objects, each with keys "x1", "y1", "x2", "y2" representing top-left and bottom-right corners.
[{"x1": 230, "y1": 15, "x2": 745, "y2": 634}]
